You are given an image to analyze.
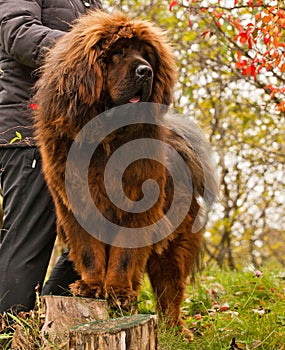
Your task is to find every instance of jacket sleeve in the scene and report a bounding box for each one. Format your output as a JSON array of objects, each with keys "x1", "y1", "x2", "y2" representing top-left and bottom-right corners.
[
  {"x1": 0, "y1": 0, "x2": 65, "y2": 69},
  {"x1": 92, "y1": 0, "x2": 103, "y2": 10}
]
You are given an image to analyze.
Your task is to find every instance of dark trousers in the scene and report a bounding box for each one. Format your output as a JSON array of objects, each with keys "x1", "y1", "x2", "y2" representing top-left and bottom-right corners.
[
  {"x1": 42, "y1": 248, "x2": 80, "y2": 296},
  {"x1": 0, "y1": 147, "x2": 78, "y2": 314}
]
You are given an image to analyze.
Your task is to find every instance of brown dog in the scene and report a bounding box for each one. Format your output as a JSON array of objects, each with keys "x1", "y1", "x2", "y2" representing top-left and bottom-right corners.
[{"x1": 34, "y1": 10, "x2": 218, "y2": 338}]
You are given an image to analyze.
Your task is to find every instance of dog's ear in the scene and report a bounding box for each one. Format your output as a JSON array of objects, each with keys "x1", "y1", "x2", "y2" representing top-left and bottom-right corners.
[
  {"x1": 36, "y1": 33, "x2": 104, "y2": 124},
  {"x1": 136, "y1": 22, "x2": 177, "y2": 106},
  {"x1": 56, "y1": 41, "x2": 104, "y2": 107},
  {"x1": 149, "y1": 40, "x2": 177, "y2": 106}
]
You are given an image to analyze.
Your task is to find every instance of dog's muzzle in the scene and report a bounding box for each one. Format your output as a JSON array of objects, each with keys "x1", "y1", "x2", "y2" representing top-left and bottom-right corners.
[{"x1": 135, "y1": 64, "x2": 153, "y2": 80}]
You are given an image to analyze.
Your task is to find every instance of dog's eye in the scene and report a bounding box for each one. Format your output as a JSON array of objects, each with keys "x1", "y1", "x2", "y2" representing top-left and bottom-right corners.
[{"x1": 112, "y1": 49, "x2": 125, "y2": 58}]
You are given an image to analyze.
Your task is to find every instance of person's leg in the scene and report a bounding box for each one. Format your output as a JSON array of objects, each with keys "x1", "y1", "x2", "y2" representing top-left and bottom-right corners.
[
  {"x1": 42, "y1": 248, "x2": 80, "y2": 296},
  {"x1": 0, "y1": 147, "x2": 56, "y2": 313}
]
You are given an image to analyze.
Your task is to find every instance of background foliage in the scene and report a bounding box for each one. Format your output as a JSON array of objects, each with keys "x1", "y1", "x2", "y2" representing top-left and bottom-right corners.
[
  {"x1": 104, "y1": 0, "x2": 285, "y2": 269},
  {"x1": 0, "y1": 2, "x2": 284, "y2": 348},
  {"x1": 0, "y1": 1, "x2": 283, "y2": 270}
]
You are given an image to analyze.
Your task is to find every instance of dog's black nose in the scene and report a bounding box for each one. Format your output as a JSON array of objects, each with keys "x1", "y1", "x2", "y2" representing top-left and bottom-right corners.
[{"x1": 135, "y1": 65, "x2": 153, "y2": 79}]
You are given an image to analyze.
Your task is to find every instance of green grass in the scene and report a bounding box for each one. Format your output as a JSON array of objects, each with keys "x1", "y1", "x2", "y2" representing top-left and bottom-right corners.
[
  {"x1": 137, "y1": 265, "x2": 285, "y2": 350},
  {"x1": 1, "y1": 265, "x2": 285, "y2": 349}
]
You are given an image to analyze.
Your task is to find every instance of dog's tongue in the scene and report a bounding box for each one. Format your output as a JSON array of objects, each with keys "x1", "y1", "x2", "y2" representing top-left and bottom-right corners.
[{"x1": 129, "y1": 96, "x2": 141, "y2": 103}]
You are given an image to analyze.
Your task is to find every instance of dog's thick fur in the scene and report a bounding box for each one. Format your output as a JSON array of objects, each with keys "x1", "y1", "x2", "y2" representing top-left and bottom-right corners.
[{"x1": 34, "y1": 10, "x2": 218, "y2": 338}]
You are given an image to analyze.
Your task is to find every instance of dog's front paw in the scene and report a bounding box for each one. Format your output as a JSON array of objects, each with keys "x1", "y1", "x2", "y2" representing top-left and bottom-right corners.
[
  {"x1": 69, "y1": 279, "x2": 104, "y2": 299},
  {"x1": 107, "y1": 288, "x2": 138, "y2": 311}
]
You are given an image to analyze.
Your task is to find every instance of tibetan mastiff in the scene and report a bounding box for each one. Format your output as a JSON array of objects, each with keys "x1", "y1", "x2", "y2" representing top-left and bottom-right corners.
[{"x1": 34, "y1": 10, "x2": 218, "y2": 339}]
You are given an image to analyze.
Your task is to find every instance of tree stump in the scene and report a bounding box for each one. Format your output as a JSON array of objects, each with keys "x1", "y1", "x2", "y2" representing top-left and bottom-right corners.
[
  {"x1": 41, "y1": 295, "x2": 109, "y2": 349},
  {"x1": 69, "y1": 314, "x2": 157, "y2": 350}
]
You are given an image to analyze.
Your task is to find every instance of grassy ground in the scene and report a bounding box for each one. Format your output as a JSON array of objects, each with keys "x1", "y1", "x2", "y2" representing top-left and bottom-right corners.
[
  {"x1": 138, "y1": 265, "x2": 285, "y2": 350},
  {"x1": 1, "y1": 264, "x2": 285, "y2": 349}
]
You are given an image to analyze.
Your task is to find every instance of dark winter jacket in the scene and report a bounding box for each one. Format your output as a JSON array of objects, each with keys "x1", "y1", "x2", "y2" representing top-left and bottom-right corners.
[{"x1": 0, "y1": 0, "x2": 102, "y2": 147}]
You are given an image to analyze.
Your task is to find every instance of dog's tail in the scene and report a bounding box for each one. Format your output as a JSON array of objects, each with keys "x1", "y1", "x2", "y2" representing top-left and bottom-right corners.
[{"x1": 165, "y1": 112, "x2": 219, "y2": 231}]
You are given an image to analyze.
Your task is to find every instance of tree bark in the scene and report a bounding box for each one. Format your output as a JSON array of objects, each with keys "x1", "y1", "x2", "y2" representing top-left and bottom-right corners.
[
  {"x1": 69, "y1": 314, "x2": 157, "y2": 350},
  {"x1": 41, "y1": 295, "x2": 109, "y2": 349}
]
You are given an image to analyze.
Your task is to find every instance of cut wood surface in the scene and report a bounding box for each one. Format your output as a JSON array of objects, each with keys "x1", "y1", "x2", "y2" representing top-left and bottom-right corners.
[
  {"x1": 41, "y1": 295, "x2": 109, "y2": 349},
  {"x1": 69, "y1": 314, "x2": 157, "y2": 350},
  {"x1": 11, "y1": 296, "x2": 158, "y2": 349}
]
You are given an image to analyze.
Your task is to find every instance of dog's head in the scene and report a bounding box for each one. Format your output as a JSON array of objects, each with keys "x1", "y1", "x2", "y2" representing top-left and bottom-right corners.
[
  {"x1": 103, "y1": 37, "x2": 154, "y2": 108},
  {"x1": 36, "y1": 11, "x2": 177, "y2": 121}
]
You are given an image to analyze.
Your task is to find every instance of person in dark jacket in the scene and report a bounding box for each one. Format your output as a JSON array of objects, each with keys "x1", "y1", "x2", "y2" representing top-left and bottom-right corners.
[{"x1": 0, "y1": 0, "x2": 102, "y2": 315}]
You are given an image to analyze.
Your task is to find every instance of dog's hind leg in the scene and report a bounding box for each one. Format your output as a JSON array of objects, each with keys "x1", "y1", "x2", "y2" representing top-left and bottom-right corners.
[{"x1": 147, "y1": 228, "x2": 203, "y2": 340}]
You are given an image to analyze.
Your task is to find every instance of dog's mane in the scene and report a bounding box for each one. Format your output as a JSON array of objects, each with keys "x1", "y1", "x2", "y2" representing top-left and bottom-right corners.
[{"x1": 34, "y1": 11, "x2": 176, "y2": 135}]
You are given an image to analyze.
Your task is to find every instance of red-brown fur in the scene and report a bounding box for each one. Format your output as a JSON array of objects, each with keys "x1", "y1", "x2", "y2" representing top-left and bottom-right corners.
[{"x1": 34, "y1": 10, "x2": 218, "y2": 339}]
